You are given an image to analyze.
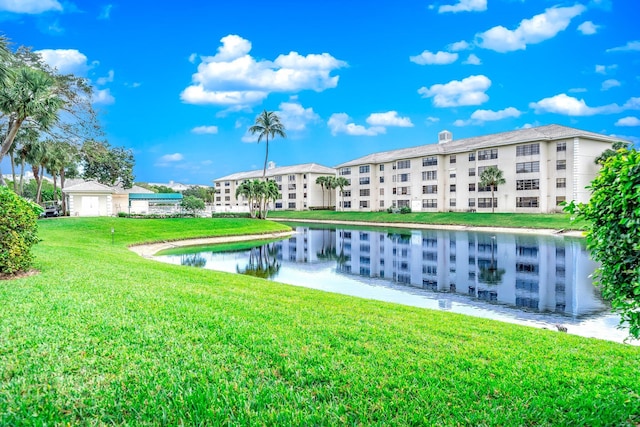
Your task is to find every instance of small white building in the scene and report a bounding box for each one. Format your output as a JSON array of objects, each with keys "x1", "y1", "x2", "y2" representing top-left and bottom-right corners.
[{"x1": 63, "y1": 180, "x2": 155, "y2": 216}]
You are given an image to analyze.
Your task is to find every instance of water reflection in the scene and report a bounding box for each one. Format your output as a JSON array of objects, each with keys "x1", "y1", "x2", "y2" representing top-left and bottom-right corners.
[{"x1": 155, "y1": 225, "x2": 636, "y2": 343}]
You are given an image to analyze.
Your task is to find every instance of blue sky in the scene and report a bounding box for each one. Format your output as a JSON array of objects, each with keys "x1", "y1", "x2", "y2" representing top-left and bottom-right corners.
[{"x1": 1, "y1": 0, "x2": 638, "y2": 185}]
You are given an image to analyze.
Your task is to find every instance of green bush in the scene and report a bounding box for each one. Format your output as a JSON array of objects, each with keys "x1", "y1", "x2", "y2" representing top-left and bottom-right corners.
[
  {"x1": 0, "y1": 186, "x2": 42, "y2": 275},
  {"x1": 565, "y1": 147, "x2": 640, "y2": 339},
  {"x1": 399, "y1": 206, "x2": 412, "y2": 214}
]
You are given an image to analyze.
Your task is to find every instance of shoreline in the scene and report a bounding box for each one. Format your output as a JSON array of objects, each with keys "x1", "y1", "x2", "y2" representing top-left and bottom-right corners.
[{"x1": 270, "y1": 217, "x2": 585, "y2": 238}]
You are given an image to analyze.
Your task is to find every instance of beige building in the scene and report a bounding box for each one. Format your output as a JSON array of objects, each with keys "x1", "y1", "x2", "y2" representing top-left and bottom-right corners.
[
  {"x1": 334, "y1": 124, "x2": 621, "y2": 214},
  {"x1": 213, "y1": 163, "x2": 336, "y2": 211}
]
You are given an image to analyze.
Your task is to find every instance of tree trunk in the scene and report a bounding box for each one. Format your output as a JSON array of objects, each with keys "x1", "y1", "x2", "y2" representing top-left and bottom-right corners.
[
  {"x1": 60, "y1": 168, "x2": 66, "y2": 215},
  {"x1": 0, "y1": 118, "x2": 24, "y2": 186},
  {"x1": 36, "y1": 165, "x2": 44, "y2": 204},
  {"x1": 262, "y1": 135, "x2": 269, "y2": 180},
  {"x1": 19, "y1": 158, "x2": 25, "y2": 196},
  {"x1": 52, "y1": 172, "x2": 58, "y2": 203},
  {"x1": 10, "y1": 152, "x2": 16, "y2": 192},
  {"x1": 491, "y1": 186, "x2": 495, "y2": 213}
]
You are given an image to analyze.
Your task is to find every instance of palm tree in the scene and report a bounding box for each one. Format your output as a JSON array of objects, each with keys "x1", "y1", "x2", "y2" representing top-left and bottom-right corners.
[
  {"x1": 259, "y1": 180, "x2": 280, "y2": 219},
  {"x1": 334, "y1": 176, "x2": 349, "y2": 211},
  {"x1": 325, "y1": 176, "x2": 337, "y2": 209},
  {"x1": 0, "y1": 36, "x2": 12, "y2": 86},
  {"x1": 0, "y1": 67, "x2": 64, "y2": 186},
  {"x1": 248, "y1": 110, "x2": 287, "y2": 179},
  {"x1": 315, "y1": 176, "x2": 327, "y2": 208},
  {"x1": 24, "y1": 139, "x2": 50, "y2": 204},
  {"x1": 236, "y1": 180, "x2": 260, "y2": 218},
  {"x1": 479, "y1": 166, "x2": 505, "y2": 213}
]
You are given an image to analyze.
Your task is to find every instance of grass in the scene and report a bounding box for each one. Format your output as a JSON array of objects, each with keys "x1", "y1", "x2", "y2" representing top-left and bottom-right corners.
[
  {"x1": 268, "y1": 210, "x2": 586, "y2": 230},
  {"x1": 1, "y1": 217, "x2": 638, "y2": 425}
]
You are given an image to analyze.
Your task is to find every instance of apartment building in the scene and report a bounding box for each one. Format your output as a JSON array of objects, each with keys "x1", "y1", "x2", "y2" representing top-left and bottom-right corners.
[
  {"x1": 334, "y1": 124, "x2": 621, "y2": 213},
  {"x1": 213, "y1": 163, "x2": 336, "y2": 211}
]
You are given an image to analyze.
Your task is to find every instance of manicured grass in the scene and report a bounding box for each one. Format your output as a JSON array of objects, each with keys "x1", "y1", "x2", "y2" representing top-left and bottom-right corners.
[
  {"x1": 1, "y1": 217, "x2": 638, "y2": 425},
  {"x1": 269, "y1": 210, "x2": 585, "y2": 230}
]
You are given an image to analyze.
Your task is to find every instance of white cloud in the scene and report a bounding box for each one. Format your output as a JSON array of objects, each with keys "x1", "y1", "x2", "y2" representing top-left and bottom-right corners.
[
  {"x1": 529, "y1": 94, "x2": 640, "y2": 116},
  {"x1": 328, "y1": 113, "x2": 385, "y2": 136},
  {"x1": 476, "y1": 5, "x2": 585, "y2": 52},
  {"x1": 366, "y1": 111, "x2": 413, "y2": 127},
  {"x1": 410, "y1": 50, "x2": 458, "y2": 65},
  {"x1": 160, "y1": 153, "x2": 184, "y2": 162},
  {"x1": 181, "y1": 34, "x2": 347, "y2": 108},
  {"x1": 98, "y1": 4, "x2": 112, "y2": 20},
  {"x1": 454, "y1": 107, "x2": 521, "y2": 126},
  {"x1": 595, "y1": 64, "x2": 617, "y2": 75},
  {"x1": 438, "y1": 0, "x2": 487, "y2": 13},
  {"x1": 418, "y1": 75, "x2": 491, "y2": 107},
  {"x1": 191, "y1": 126, "x2": 219, "y2": 134},
  {"x1": 615, "y1": 116, "x2": 640, "y2": 127},
  {"x1": 96, "y1": 70, "x2": 114, "y2": 85},
  {"x1": 601, "y1": 79, "x2": 621, "y2": 91},
  {"x1": 568, "y1": 87, "x2": 588, "y2": 93},
  {"x1": 35, "y1": 49, "x2": 92, "y2": 75},
  {"x1": 277, "y1": 100, "x2": 320, "y2": 131},
  {"x1": 0, "y1": 0, "x2": 62, "y2": 13},
  {"x1": 448, "y1": 40, "x2": 471, "y2": 51},
  {"x1": 426, "y1": 116, "x2": 440, "y2": 123},
  {"x1": 577, "y1": 21, "x2": 599, "y2": 35},
  {"x1": 92, "y1": 88, "x2": 115, "y2": 105},
  {"x1": 188, "y1": 53, "x2": 197, "y2": 64},
  {"x1": 606, "y1": 40, "x2": 640, "y2": 52},
  {"x1": 463, "y1": 54, "x2": 481, "y2": 65}
]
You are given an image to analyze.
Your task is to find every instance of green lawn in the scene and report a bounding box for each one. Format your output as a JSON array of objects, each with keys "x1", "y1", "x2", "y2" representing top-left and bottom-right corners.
[
  {"x1": 269, "y1": 210, "x2": 585, "y2": 230},
  {"x1": 1, "y1": 217, "x2": 638, "y2": 425}
]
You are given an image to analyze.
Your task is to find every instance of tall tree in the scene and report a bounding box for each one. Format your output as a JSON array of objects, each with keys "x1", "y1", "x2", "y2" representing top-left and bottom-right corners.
[
  {"x1": 248, "y1": 110, "x2": 287, "y2": 179},
  {"x1": 23, "y1": 139, "x2": 49, "y2": 204},
  {"x1": 236, "y1": 180, "x2": 260, "y2": 219},
  {"x1": 479, "y1": 166, "x2": 505, "y2": 213},
  {"x1": 0, "y1": 36, "x2": 12, "y2": 86},
  {"x1": 0, "y1": 67, "x2": 63, "y2": 185},
  {"x1": 334, "y1": 176, "x2": 349, "y2": 211},
  {"x1": 80, "y1": 140, "x2": 135, "y2": 188},
  {"x1": 325, "y1": 176, "x2": 337, "y2": 208},
  {"x1": 315, "y1": 176, "x2": 327, "y2": 208},
  {"x1": 595, "y1": 141, "x2": 630, "y2": 165}
]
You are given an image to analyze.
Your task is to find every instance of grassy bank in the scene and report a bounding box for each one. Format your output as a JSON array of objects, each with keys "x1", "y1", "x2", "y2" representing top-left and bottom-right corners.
[
  {"x1": 268, "y1": 210, "x2": 584, "y2": 230},
  {"x1": 1, "y1": 217, "x2": 638, "y2": 425}
]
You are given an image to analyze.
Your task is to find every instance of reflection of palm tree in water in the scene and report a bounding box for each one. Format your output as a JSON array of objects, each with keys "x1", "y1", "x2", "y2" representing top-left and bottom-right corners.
[
  {"x1": 180, "y1": 254, "x2": 207, "y2": 268},
  {"x1": 237, "y1": 242, "x2": 281, "y2": 279},
  {"x1": 478, "y1": 238, "x2": 505, "y2": 285}
]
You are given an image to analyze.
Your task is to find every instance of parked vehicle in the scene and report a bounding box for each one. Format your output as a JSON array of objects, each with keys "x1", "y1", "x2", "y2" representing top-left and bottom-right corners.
[{"x1": 41, "y1": 202, "x2": 62, "y2": 218}]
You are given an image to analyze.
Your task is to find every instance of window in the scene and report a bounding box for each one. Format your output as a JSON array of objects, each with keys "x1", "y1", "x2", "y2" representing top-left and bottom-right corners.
[
  {"x1": 450, "y1": 199, "x2": 457, "y2": 207},
  {"x1": 469, "y1": 153, "x2": 476, "y2": 161},
  {"x1": 422, "y1": 170, "x2": 437, "y2": 180},
  {"x1": 343, "y1": 190, "x2": 351, "y2": 197},
  {"x1": 557, "y1": 142, "x2": 566, "y2": 152},
  {"x1": 469, "y1": 183, "x2": 476, "y2": 192},
  {"x1": 274, "y1": 176, "x2": 282, "y2": 182},
  {"x1": 516, "y1": 179, "x2": 540, "y2": 190},
  {"x1": 516, "y1": 143, "x2": 540, "y2": 156},
  {"x1": 379, "y1": 164, "x2": 384, "y2": 171},
  {"x1": 224, "y1": 182, "x2": 230, "y2": 186},
  {"x1": 399, "y1": 173, "x2": 410, "y2": 182},
  {"x1": 359, "y1": 177, "x2": 370, "y2": 185},
  {"x1": 288, "y1": 202, "x2": 296, "y2": 209},
  {"x1": 359, "y1": 200, "x2": 369, "y2": 208},
  {"x1": 469, "y1": 168, "x2": 476, "y2": 177},
  {"x1": 379, "y1": 176, "x2": 384, "y2": 183},
  {"x1": 516, "y1": 197, "x2": 539, "y2": 208},
  {"x1": 215, "y1": 197, "x2": 221, "y2": 202},
  {"x1": 477, "y1": 165, "x2": 498, "y2": 175},
  {"x1": 359, "y1": 165, "x2": 370, "y2": 174},
  {"x1": 215, "y1": 182, "x2": 220, "y2": 187},
  {"x1": 516, "y1": 161, "x2": 540, "y2": 173},
  {"x1": 396, "y1": 160, "x2": 411, "y2": 169},
  {"x1": 556, "y1": 160, "x2": 566, "y2": 170},
  {"x1": 380, "y1": 200, "x2": 385, "y2": 208},
  {"x1": 340, "y1": 168, "x2": 351, "y2": 175},
  {"x1": 398, "y1": 186, "x2": 410, "y2": 195},
  {"x1": 422, "y1": 157, "x2": 437, "y2": 167},
  {"x1": 288, "y1": 193, "x2": 296, "y2": 199},
  {"x1": 275, "y1": 202, "x2": 282, "y2": 209},
  {"x1": 478, "y1": 149, "x2": 498, "y2": 160},
  {"x1": 343, "y1": 201, "x2": 351, "y2": 208},
  {"x1": 360, "y1": 189, "x2": 370, "y2": 197},
  {"x1": 225, "y1": 196, "x2": 230, "y2": 201},
  {"x1": 449, "y1": 172, "x2": 456, "y2": 178},
  {"x1": 303, "y1": 193, "x2": 307, "y2": 199},
  {"x1": 422, "y1": 199, "x2": 437, "y2": 208},
  {"x1": 288, "y1": 183, "x2": 296, "y2": 190},
  {"x1": 379, "y1": 188, "x2": 384, "y2": 195},
  {"x1": 468, "y1": 198, "x2": 475, "y2": 207},
  {"x1": 450, "y1": 184, "x2": 456, "y2": 193},
  {"x1": 556, "y1": 178, "x2": 566, "y2": 188},
  {"x1": 478, "y1": 184, "x2": 498, "y2": 192},
  {"x1": 556, "y1": 196, "x2": 566, "y2": 206},
  {"x1": 289, "y1": 175, "x2": 296, "y2": 181},
  {"x1": 450, "y1": 155, "x2": 456, "y2": 164},
  {"x1": 225, "y1": 189, "x2": 230, "y2": 194},
  {"x1": 478, "y1": 198, "x2": 497, "y2": 208},
  {"x1": 397, "y1": 199, "x2": 410, "y2": 208},
  {"x1": 422, "y1": 185, "x2": 437, "y2": 194}
]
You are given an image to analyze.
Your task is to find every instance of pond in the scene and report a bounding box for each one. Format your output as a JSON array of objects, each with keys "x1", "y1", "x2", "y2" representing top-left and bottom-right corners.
[{"x1": 155, "y1": 223, "x2": 635, "y2": 344}]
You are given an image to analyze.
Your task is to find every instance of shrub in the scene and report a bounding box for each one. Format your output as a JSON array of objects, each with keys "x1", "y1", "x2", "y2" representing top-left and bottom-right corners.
[
  {"x1": 565, "y1": 147, "x2": 640, "y2": 339},
  {"x1": 0, "y1": 186, "x2": 42, "y2": 275},
  {"x1": 399, "y1": 206, "x2": 412, "y2": 214}
]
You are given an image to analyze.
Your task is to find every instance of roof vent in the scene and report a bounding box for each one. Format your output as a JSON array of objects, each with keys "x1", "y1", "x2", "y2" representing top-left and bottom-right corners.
[{"x1": 438, "y1": 130, "x2": 453, "y2": 144}]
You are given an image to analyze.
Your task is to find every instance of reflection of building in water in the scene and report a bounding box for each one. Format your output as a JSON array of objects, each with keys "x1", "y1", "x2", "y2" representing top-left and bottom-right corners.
[
  {"x1": 333, "y1": 227, "x2": 604, "y2": 317},
  {"x1": 273, "y1": 228, "x2": 337, "y2": 264}
]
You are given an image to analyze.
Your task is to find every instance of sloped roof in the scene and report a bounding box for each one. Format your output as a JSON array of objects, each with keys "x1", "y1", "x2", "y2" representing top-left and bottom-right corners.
[
  {"x1": 62, "y1": 180, "x2": 114, "y2": 193},
  {"x1": 214, "y1": 163, "x2": 336, "y2": 182},
  {"x1": 335, "y1": 124, "x2": 623, "y2": 168}
]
